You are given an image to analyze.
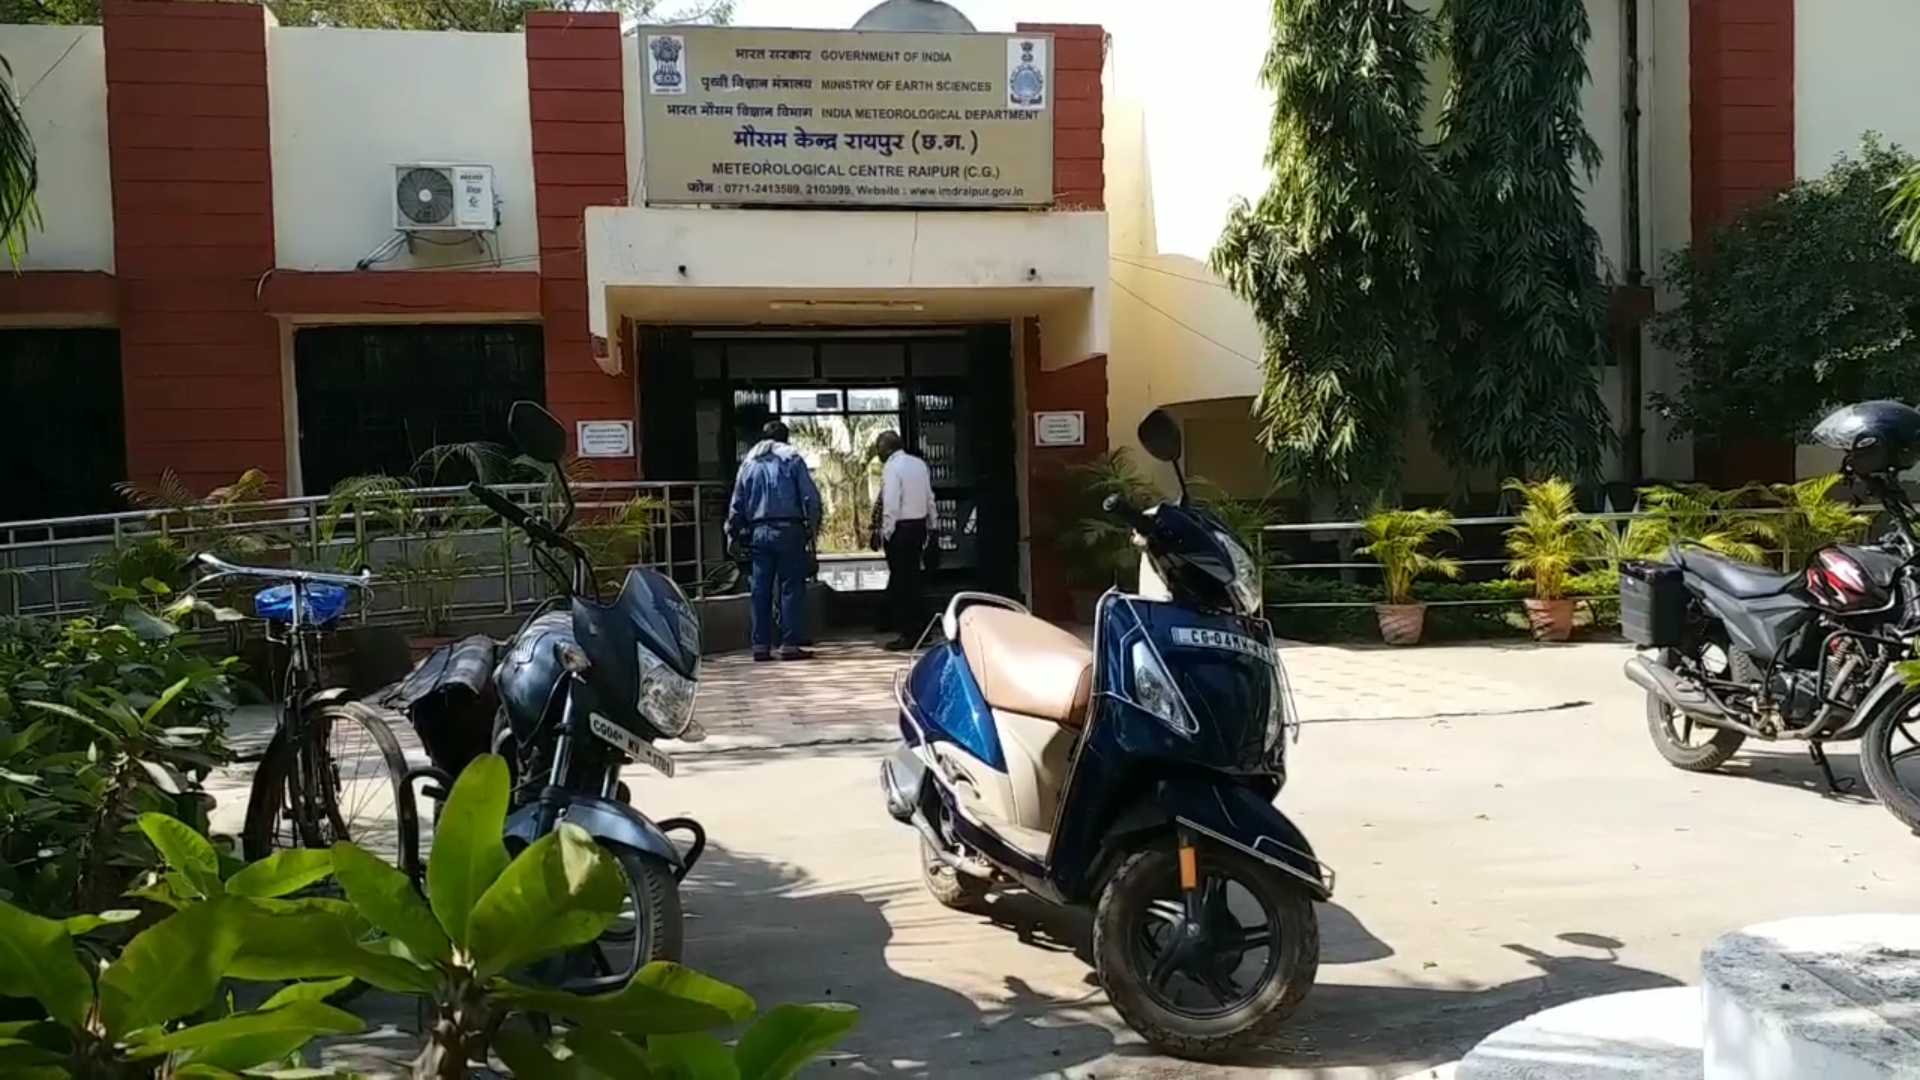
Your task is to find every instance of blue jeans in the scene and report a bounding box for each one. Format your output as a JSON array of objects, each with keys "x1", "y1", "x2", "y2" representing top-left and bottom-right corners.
[{"x1": 749, "y1": 522, "x2": 808, "y2": 654}]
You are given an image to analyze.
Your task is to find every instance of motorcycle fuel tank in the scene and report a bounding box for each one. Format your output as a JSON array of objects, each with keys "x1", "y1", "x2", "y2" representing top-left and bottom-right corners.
[{"x1": 495, "y1": 609, "x2": 574, "y2": 743}]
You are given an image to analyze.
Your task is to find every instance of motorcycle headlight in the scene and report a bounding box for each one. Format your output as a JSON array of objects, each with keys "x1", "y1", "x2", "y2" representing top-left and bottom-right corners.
[
  {"x1": 636, "y1": 645, "x2": 699, "y2": 740},
  {"x1": 1129, "y1": 640, "x2": 1198, "y2": 738},
  {"x1": 1216, "y1": 530, "x2": 1263, "y2": 617}
]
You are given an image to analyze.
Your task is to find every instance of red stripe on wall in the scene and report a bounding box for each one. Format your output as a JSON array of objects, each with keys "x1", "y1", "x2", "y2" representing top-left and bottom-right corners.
[
  {"x1": 261, "y1": 271, "x2": 543, "y2": 318},
  {"x1": 105, "y1": 0, "x2": 282, "y2": 495},
  {"x1": 0, "y1": 272, "x2": 117, "y2": 319},
  {"x1": 1690, "y1": 0, "x2": 1796, "y2": 484},
  {"x1": 525, "y1": 11, "x2": 634, "y2": 480}
]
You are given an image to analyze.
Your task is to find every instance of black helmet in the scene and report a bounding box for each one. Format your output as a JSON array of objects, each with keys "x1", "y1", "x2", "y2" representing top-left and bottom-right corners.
[{"x1": 1810, "y1": 400, "x2": 1920, "y2": 475}]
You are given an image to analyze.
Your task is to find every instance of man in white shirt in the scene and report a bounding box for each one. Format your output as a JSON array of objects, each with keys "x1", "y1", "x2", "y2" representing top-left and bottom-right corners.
[{"x1": 873, "y1": 430, "x2": 936, "y2": 650}]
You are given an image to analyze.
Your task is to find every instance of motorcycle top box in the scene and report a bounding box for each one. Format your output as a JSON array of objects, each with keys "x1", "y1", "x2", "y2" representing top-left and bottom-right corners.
[{"x1": 879, "y1": 407, "x2": 1327, "y2": 1062}]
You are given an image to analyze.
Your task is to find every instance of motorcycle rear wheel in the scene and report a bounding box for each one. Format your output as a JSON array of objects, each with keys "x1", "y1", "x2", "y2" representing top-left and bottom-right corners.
[
  {"x1": 1093, "y1": 841, "x2": 1318, "y2": 1062},
  {"x1": 1645, "y1": 690, "x2": 1745, "y2": 772}
]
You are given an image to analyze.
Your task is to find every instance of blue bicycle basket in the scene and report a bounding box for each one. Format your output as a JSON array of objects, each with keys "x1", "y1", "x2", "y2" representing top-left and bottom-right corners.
[{"x1": 253, "y1": 582, "x2": 351, "y2": 626}]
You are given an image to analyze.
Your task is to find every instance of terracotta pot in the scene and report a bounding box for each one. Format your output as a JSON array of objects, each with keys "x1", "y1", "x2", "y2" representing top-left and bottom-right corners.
[
  {"x1": 1523, "y1": 597, "x2": 1577, "y2": 642},
  {"x1": 1374, "y1": 603, "x2": 1428, "y2": 646}
]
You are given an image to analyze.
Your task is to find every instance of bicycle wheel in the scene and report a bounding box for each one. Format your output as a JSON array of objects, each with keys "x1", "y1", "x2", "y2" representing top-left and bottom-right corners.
[{"x1": 243, "y1": 701, "x2": 421, "y2": 880}]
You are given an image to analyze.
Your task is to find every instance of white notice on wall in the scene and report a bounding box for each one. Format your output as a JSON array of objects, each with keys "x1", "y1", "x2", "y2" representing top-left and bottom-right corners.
[
  {"x1": 577, "y1": 420, "x2": 635, "y2": 459},
  {"x1": 1032, "y1": 410, "x2": 1086, "y2": 447}
]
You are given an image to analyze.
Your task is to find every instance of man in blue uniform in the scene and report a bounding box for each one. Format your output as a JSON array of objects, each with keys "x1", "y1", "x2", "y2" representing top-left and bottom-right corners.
[{"x1": 726, "y1": 420, "x2": 822, "y2": 661}]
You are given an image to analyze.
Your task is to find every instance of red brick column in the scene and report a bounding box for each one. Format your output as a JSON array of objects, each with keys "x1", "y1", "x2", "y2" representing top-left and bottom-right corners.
[
  {"x1": 1689, "y1": 0, "x2": 1796, "y2": 482},
  {"x1": 525, "y1": 11, "x2": 635, "y2": 480},
  {"x1": 104, "y1": 0, "x2": 282, "y2": 494},
  {"x1": 1013, "y1": 24, "x2": 1108, "y2": 621},
  {"x1": 1016, "y1": 23, "x2": 1105, "y2": 209}
]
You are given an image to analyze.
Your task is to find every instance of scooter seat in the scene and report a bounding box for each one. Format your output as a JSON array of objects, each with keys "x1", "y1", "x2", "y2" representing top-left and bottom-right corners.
[{"x1": 956, "y1": 606, "x2": 1093, "y2": 727}]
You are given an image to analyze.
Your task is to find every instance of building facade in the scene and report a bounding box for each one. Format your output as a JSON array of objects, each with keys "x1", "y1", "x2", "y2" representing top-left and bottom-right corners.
[{"x1": 0, "y1": 0, "x2": 1906, "y2": 614}]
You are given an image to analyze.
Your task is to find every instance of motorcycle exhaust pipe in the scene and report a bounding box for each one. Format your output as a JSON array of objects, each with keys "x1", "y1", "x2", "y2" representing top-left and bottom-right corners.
[{"x1": 1625, "y1": 656, "x2": 1774, "y2": 739}]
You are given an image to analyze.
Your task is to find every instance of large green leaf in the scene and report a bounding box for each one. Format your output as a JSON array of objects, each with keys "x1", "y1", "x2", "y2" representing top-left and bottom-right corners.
[
  {"x1": 99, "y1": 898, "x2": 246, "y2": 1038},
  {"x1": 223, "y1": 906, "x2": 435, "y2": 994},
  {"x1": 565, "y1": 1028, "x2": 664, "y2": 1078},
  {"x1": 647, "y1": 1032, "x2": 740, "y2": 1079},
  {"x1": 466, "y1": 823, "x2": 624, "y2": 977},
  {"x1": 733, "y1": 1003, "x2": 860, "y2": 1080},
  {"x1": 425, "y1": 753, "x2": 512, "y2": 947},
  {"x1": 259, "y1": 977, "x2": 356, "y2": 1010},
  {"x1": 61, "y1": 909, "x2": 140, "y2": 937},
  {"x1": 0, "y1": 901, "x2": 93, "y2": 1030},
  {"x1": 137, "y1": 812, "x2": 223, "y2": 899},
  {"x1": 224, "y1": 849, "x2": 334, "y2": 899},
  {"x1": 329, "y1": 840, "x2": 450, "y2": 963},
  {"x1": 124, "y1": 999, "x2": 362, "y2": 1061},
  {"x1": 493, "y1": 1024, "x2": 595, "y2": 1079},
  {"x1": 499, "y1": 961, "x2": 755, "y2": 1036}
]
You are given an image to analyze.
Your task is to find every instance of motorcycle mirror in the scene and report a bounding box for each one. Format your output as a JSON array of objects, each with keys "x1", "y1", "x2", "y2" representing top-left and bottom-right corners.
[
  {"x1": 508, "y1": 400, "x2": 568, "y2": 465},
  {"x1": 1137, "y1": 409, "x2": 1184, "y2": 464}
]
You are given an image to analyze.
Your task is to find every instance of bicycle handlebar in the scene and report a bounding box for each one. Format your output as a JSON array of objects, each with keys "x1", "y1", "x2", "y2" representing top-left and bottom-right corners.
[{"x1": 188, "y1": 551, "x2": 375, "y2": 590}]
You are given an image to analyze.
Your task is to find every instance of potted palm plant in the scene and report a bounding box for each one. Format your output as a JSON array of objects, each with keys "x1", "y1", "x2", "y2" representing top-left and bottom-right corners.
[
  {"x1": 1357, "y1": 506, "x2": 1460, "y2": 646},
  {"x1": 1058, "y1": 451, "x2": 1162, "y2": 622},
  {"x1": 1503, "y1": 477, "x2": 1584, "y2": 642}
]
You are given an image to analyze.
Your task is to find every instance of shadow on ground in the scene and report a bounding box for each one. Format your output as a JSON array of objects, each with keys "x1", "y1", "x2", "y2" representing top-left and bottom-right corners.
[
  {"x1": 974, "y1": 887, "x2": 1679, "y2": 1077},
  {"x1": 681, "y1": 841, "x2": 1121, "y2": 1076}
]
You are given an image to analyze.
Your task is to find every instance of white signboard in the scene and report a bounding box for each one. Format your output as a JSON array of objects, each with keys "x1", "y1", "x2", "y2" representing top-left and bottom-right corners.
[
  {"x1": 576, "y1": 420, "x2": 635, "y2": 459},
  {"x1": 1032, "y1": 410, "x2": 1086, "y2": 447}
]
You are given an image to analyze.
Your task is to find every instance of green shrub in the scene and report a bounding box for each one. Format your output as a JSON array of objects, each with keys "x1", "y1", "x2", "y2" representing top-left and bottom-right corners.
[
  {"x1": 0, "y1": 765, "x2": 859, "y2": 1078},
  {"x1": 0, "y1": 609, "x2": 239, "y2": 918}
]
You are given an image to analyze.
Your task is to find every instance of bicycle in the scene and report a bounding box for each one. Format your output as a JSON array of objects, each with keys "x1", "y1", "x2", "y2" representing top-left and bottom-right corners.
[{"x1": 184, "y1": 553, "x2": 420, "y2": 879}]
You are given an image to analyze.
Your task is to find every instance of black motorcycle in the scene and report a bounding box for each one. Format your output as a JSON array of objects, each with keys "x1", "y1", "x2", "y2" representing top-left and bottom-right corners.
[
  {"x1": 386, "y1": 401, "x2": 706, "y2": 990},
  {"x1": 1621, "y1": 401, "x2": 1920, "y2": 795}
]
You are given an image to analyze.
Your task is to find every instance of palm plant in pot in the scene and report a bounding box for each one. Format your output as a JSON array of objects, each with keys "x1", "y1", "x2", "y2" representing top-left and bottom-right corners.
[
  {"x1": 1058, "y1": 450, "x2": 1162, "y2": 621},
  {"x1": 1503, "y1": 477, "x2": 1584, "y2": 642},
  {"x1": 1357, "y1": 507, "x2": 1460, "y2": 646}
]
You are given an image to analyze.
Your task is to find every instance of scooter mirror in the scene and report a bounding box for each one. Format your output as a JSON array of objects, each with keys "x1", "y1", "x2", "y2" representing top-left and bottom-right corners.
[
  {"x1": 508, "y1": 400, "x2": 569, "y2": 465},
  {"x1": 1137, "y1": 408, "x2": 1184, "y2": 464}
]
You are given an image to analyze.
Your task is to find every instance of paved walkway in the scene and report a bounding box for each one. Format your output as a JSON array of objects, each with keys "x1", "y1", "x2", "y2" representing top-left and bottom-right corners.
[{"x1": 217, "y1": 635, "x2": 1920, "y2": 1078}]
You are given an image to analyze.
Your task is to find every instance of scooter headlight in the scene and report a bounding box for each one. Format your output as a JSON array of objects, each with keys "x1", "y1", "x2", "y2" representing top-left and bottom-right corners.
[
  {"x1": 636, "y1": 644, "x2": 699, "y2": 740},
  {"x1": 1129, "y1": 640, "x2": 1198, "y2": 738}
]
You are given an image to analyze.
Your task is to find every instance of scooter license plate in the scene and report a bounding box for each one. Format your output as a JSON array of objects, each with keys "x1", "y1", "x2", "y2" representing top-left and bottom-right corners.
[{"x1": 589, "y1": 712, "x2": 676, "y2": 779}]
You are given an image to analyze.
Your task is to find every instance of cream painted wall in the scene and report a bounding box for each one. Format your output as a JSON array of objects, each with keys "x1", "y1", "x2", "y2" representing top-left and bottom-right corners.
[
  {"x1": 268, "y1": 27, "x2": 539, "y2": 273},
  {"x1": 0, "y1": 26, "x2": 111, "y2": 272},
  {"x1": 1795, "y1": 0, "x2": 1920, "y2": 177}
]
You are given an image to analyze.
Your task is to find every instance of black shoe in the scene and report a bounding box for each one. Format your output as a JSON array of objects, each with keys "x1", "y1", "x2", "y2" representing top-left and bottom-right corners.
[
  {"x1": 778, "y1": 649, "x2": 814, "y2": 661},
  {"x1": 883, "y1": 638, "x2": 915, "y2": 652},
  {"x1": 753, "y1": 652, "x2": 774, "y2": 662}
]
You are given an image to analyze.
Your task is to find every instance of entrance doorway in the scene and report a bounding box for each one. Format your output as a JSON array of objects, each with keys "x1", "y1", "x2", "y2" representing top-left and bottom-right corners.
[{"x1": 638, "y1": 326, "x2": 1020, "y2": 609}]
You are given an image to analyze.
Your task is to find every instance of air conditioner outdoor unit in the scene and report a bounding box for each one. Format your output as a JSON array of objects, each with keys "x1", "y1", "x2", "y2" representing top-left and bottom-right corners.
[{"x1": 393, "y1": 163, "x2": 498, "y2": 231}]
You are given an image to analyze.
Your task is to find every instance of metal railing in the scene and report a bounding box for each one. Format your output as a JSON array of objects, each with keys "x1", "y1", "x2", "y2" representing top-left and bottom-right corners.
[
  {"x1": 0, "y1": 480, "x2": 728, "y2": 623},
  {"x1": 1256, "y1": 505, "x2": 1853, "y2": 612}
]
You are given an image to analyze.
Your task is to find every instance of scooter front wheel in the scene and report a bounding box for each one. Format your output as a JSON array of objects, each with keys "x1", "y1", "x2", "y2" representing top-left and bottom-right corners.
[{"x1": 1092, "y1": 841, "x2": 1319, "y2": 1062}]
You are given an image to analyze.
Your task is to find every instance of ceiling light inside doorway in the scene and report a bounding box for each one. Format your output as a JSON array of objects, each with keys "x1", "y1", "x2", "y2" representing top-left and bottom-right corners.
[{"x1": 768, "y1": 300, "x2": 926, "y2": 313}]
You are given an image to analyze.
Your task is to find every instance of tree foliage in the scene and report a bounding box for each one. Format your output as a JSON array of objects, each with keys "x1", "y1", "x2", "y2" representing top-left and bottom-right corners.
[
  {"x1": 1209, "y1": 0, "x2": 1444, "y2": 503},
  {"x1": 1652, "y1": 135, "x2": 1920, "y2": 441},
  {"x1": 1427, "y1": 0, "x2": 1615, "y2": 482},
  {"x1": 0, "y1": 0, "x2": 734, "y2": 29},
  {"x1": 0, "y1": 54, "x2": 36, "y2": 269}
]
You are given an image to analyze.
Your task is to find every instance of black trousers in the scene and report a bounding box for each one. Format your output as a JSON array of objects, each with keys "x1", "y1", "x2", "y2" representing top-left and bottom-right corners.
[{"x1": 884, "y1": 519, "x2": 929, "y2": 641}]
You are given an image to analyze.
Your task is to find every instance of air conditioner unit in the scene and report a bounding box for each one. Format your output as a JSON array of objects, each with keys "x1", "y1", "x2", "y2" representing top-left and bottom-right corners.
[{"x1": 393, "y1": 164, "x2": 498, "y2": 231}]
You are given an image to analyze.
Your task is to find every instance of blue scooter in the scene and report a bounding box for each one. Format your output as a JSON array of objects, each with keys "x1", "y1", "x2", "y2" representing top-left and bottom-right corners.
[{"x1": 879, "y1": 408, "x2": 1331, "y2": 1061}]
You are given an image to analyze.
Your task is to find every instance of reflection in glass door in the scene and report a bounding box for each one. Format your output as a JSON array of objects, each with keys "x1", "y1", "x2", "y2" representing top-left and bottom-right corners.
[{"x1": 751, "y1": 386, "x2": 901, "y2": 556}]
